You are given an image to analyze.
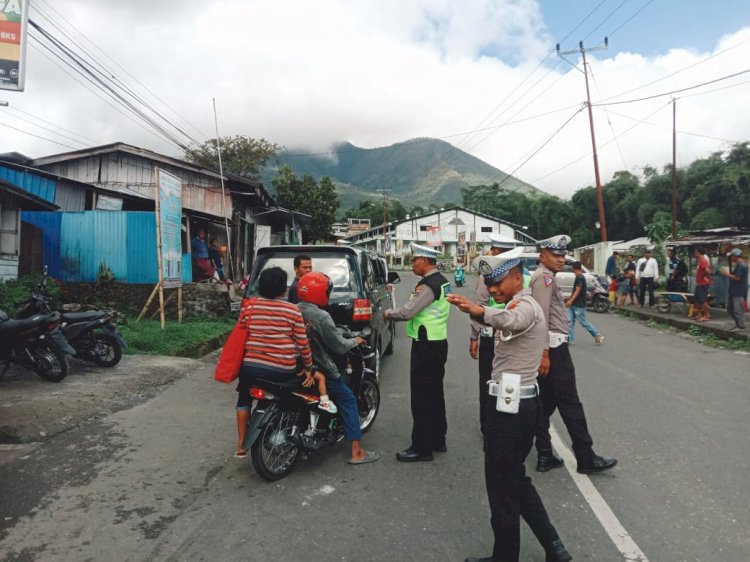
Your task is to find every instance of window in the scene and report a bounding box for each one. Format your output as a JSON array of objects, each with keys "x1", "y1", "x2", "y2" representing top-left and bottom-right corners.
[
  {"x1": 419, "y1": 225, "x2": 429, "y2": 231},
  {"x1": 0, "y1": 202, "x2": 19, "y2": 256},
  {"x1": 481, "y1": 226, "x2": 493, "y2": 233}
]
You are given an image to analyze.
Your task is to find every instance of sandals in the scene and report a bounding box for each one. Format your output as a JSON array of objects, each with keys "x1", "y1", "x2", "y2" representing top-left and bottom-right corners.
[
  {"x1": 348, "y1": 450, "x2": 380, "y2": 465},
  {"x1": 233, "y1": 449, "x2": 248, "y2": 459}
]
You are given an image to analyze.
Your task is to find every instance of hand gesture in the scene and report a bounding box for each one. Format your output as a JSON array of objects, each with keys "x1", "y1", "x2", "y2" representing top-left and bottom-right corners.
[{"x1": 446, "y1": 294, "x2": 484, "y2": 316}]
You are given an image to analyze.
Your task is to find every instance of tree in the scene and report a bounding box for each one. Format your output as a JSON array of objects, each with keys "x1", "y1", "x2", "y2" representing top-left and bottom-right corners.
[
  {"x1": 272, "y1": 166, "x2": 339, "y2": 243},
  {"x1": 184, "y1": 135, "x2": 282, "y2": 177}
]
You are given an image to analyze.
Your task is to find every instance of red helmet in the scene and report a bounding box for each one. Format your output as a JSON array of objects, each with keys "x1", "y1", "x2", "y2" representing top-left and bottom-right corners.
[{"x1": 297, "y1": 272, "x2": 333, "y2": 307}]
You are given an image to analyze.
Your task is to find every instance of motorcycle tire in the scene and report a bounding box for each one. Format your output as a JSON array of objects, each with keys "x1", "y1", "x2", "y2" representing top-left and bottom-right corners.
[
  {"x1": 31, "y1": 343, "x2": 69, "y2": 382},
  {"x1": 593, "y1": 296, "x2": 610, "y2": 314},
  {"x1": 358, "y1": 374, "x2": 380, "y2": 433},
  {"x1": 90, "y1": 333, "x2": 123, "y2": 367},
  {"x1": 250, "y1": 410, "x2": 301, "y2": 481}
]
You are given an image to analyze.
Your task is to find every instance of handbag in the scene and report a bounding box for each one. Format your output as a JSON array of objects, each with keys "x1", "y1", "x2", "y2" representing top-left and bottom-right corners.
[{"x1": 213, "y1": 298, "x2": 256, "y2": 383}]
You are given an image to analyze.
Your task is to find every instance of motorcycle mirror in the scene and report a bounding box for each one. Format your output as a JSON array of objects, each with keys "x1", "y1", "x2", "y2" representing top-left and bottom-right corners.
[
  {"x1": 387, "y1": 272, "x2": 401, "y2": 284},
  {"x1": 360, "y1": 326, "x2": 373, "y2": 338}
]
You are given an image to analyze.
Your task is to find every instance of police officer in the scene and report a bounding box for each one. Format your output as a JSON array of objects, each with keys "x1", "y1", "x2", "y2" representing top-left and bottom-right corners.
[
  {"x1": 384, "y1": 243, "x2": 451, "y2": 462},
  {"x1": 448, "y1": 249, "x2": 571, "y2": 562},
  {"x1": 532, "y1": 235, "x2": 617, "y2": 474},
  {"x1": 470, "y1": 235, "x2": 530, "y2": 435}
]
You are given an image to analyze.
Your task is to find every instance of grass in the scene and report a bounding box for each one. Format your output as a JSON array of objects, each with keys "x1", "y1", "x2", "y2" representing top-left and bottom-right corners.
[{"x1": 119, "y1": 316, "x2": 235, "y2": 357}]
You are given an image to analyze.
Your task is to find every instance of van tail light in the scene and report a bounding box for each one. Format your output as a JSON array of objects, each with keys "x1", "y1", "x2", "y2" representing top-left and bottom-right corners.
[
  {"x1": 353, "y1": 298, "x2": 373, "y2": 321},
  {"x1": 250, "y1": 387, "x2": 275, "y2": 400}
]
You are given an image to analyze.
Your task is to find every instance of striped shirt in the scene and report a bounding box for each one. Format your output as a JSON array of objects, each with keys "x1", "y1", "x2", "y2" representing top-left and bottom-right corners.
[{"x1": 240, "y1": 297, "x2": 312, "y2": 372}]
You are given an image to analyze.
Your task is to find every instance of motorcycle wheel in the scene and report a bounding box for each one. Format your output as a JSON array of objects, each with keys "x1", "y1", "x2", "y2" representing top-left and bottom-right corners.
[
  {"x1": 31, "y1": 343, "x2": 69, "y2": 382},
  {"x1": 593, "y1": 296, "x2": 610, "y2": 313},
  {"x1": 250, "y1": 410, "x2": 301, "y2": 481},
  {"x1": 90, "y1": 333, "x2": 123, "y2": 367},
  {"x1": 358, "y1": 375, "x2": 380, "y2": 433}
]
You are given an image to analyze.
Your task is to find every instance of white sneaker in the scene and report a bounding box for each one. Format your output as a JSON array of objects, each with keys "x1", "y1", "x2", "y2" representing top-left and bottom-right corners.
[{"x1": 318, "y1": 395, "x2": 338, "y2": 414}]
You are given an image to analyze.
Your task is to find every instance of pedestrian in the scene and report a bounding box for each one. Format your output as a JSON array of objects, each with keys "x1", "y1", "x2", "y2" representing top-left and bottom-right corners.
[
  {"x1": 233, "y1": 267, "x2": 314, "y2": 459},
  {"x1": 616, "y1": 271, "x2": 632, "y2": 306},
  {"x1": 469, "y1": 234, "x2": 529, "y2": 436},
  {"x1": 605, "y1": 250, "x2": 618, "y2": 282},
  {"x1": 446, "y1": 250, "x2": 572, "y2": 562},
  {"x1": 208, "y1": 238, "x2": 225, "y2": 281},
  {"x1": 531, "y1": 235, "x2": 617, "y2": 474},
  {"x1": 693, "y1": 246, "x2": 712, "y2": 322},
  {"x1": 667, "y1": 248, "x2": 689, "y2": 292},
  {"x1": 191, "y1": 228, "x2": 213, "y2": 282},
  {"x1": 720, "y1": 248, "x2": 747, "y2": 331},
  {"x1": 566, "y1": 261, "x2": 604, "y2": 345},
  {"x1": 635, "y1": 248, "x2": 659, "y2": 308},
  {"x1": 624, "y1": 254, "x2": 637, "y2": 304},
  {"x1": 288, "y1": 254, "x2": 312, "y2": 304},
  {"x1": 384, "y1": 243, "x2": 450, "y2": 462}
]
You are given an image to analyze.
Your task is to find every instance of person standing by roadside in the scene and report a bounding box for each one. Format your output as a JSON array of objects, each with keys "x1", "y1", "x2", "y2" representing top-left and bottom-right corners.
[
  {"x1": 447, "y1": 251, "x2": 572, "y2": 562},
  {"x1": 208, "y1": 239, "x2": 225, "y2": 281},
  {"x1": 288, "y1": 254, "x2": 312, "y2": 304},
  {"x1": 636, "y1": 248, "x2": 659, "y2": 308},
  {"x1": 385, "y1": 243, "x2": 450, "y2": 462},
  {"x1": 566, "y1": 261, "x2": 604, "y2": 345},
  {"x1": 720, "y1": 248, "x2": 747, "y2": 331},
  {"x1": 191, "y1": 228, "x2": 213, "y2": 281},
  {"x1": 531, "y1": 235, "x2": 617, "y2": 474},
  {"x1": 624, "y1": 254, "x2": 637, "y2": 305},
  {"x1": 605, "y1": 250, "x2": 618, "y2": 282},
  {"x1": 694, "y1": 246, "x2": 713, "y2": 322}
]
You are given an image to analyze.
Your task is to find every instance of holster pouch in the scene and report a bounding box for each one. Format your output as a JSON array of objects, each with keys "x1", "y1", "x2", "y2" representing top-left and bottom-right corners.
[
  {"x1": 496, "y1": 373, "x2": 521, "y2": 414},
  {"x1": 480, "y1": 327, "x2": 494, "y2": 338}
]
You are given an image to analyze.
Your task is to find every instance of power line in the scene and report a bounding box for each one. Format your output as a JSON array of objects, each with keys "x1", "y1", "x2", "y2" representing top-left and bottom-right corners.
[
  {"x1": 590, "y1": 65, "x2": 628, "y2": 170},
  {"x1": 0, "y1": 108, "x2": 90, "y2": 148},
  {"x1": 0, "y1": 120, "x2": 80, "y2": 150},
  {"x1": 6, "y1": 105, "x2": 98, "y2": 144},
  {"x1": 607, "y1": 0, "x2": 655, "y2": 38},
  {"x1": 582, "y1": 0, "x2": 630, "y2": 43}
]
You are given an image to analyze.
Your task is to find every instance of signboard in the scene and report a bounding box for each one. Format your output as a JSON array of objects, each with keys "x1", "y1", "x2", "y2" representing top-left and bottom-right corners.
[
  {"x1": 157, "y1": 169, "x2": 183, "y2": 288},
  {"x1": 0, "y1": 0, "x2": 29, "y2": 92},
  {"x1": 426, "y1": 226, "x2": 442, "y2": 247},
  {"x1": 457, "y1": 230, "x2": 466, "y2": 255}
]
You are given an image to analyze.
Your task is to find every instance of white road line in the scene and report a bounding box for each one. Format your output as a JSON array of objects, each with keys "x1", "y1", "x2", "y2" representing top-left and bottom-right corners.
[{"x1": 549, "y1": 426, "x2": 650, "y2": 562}]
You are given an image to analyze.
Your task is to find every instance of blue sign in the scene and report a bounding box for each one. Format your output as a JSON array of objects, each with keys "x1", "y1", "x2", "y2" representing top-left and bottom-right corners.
[{"x1": 158, "y1": 169, "x2": 183, "y2": 288}]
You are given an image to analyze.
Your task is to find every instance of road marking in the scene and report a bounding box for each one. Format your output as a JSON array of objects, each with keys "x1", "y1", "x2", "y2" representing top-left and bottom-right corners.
[{"x1": 549, "y1": 426, "x2": 649, "y2": 562}]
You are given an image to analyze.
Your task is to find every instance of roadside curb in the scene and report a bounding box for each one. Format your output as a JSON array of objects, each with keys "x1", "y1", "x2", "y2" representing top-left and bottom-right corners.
[
  {"x1": 174, "y1": 329, "x2": 232, "y2": 358},
  {"x1": 612, "y1": 306, "x2": 749, "y2": 341}
]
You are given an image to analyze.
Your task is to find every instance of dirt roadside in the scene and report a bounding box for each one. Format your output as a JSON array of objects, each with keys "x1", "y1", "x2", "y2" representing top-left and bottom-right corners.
[{"x1": 0, "y1": 352, "x2": 219, "y2": 464}]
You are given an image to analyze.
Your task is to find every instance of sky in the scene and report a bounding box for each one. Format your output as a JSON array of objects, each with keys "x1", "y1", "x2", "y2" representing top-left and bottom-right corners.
[{"x1": 1, "y1": 0, "x2": 749, "y2": 199}]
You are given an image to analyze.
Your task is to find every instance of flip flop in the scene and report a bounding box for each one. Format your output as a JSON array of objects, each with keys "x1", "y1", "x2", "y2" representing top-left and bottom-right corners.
[
  {"x1": 348, "y1": 450, "x2": 380, "y2": 465},
  {"x1": 234, "y1": 449, "x2": 248, "y2": 459}
]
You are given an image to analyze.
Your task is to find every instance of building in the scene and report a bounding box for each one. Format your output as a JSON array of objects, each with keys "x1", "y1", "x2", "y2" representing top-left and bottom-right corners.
[{"x1": 342, "y1": 206, "x2": 535, "y2": 267}]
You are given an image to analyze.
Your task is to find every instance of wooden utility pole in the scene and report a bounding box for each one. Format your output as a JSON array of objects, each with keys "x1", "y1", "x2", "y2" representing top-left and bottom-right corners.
[
  {"x1": 671, "y1": 98, "x2": 678, "y2": 238},
  {"x1": 558, "y1": 39, "x2": 609, "y2": 242},
  {"x1": 376, "y1": 188, "x2": 391, "y2": 257}
]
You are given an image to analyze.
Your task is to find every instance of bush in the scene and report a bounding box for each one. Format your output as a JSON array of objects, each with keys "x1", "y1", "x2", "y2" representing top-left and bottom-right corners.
[{"x1": 0, "y1": 274, "x2": 61, "y2": 315}]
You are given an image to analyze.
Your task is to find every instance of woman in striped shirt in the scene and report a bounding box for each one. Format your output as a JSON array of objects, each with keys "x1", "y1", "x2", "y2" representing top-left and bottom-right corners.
[{"x1": 234, "y1": 266, "x2": 313, "y2": 458}]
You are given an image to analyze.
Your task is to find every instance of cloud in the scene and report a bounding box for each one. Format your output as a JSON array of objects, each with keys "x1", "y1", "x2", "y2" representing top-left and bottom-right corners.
[{"x1": 1, "y1": 1, "x2": 749, "y2": 200}]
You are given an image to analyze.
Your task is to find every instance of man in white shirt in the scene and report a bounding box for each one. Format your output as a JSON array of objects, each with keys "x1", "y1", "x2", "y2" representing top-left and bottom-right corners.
[{"x1": 635, "y1": 248, "x2": 660, "y2": 308}]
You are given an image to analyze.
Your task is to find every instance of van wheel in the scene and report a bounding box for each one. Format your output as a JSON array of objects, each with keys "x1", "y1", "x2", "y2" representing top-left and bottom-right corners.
[{"x1": 383, "y1": 323, "x2": 395, "y2": 356}]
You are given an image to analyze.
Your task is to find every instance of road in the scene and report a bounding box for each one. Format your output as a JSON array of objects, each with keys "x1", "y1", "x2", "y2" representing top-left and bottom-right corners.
[{"x1": 0, "y1": 272, "x2": 748, "y2": 561}]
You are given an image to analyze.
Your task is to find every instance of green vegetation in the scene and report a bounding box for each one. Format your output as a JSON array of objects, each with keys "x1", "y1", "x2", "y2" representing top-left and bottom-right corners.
[
  {"x1": 184, "y1": 135, "x2": 282, "y2": 178},
  {"x1": 0, "y1": 274, "x2": 61, "y2": 313},
  {"x1": 120, "y1": 317, "x2": 235, "y2": 357},
  {"x1": 273, "y1": 166, "x2": 339, "y2": 243}
]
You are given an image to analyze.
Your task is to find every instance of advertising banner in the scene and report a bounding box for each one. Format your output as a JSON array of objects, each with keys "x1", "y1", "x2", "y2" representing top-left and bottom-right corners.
[
  {"x1": 0, "y1": 0, "x2": 29, "y2": 92},
  {"x1": 157, "y1": 169, "x2": 183, "y2": 288},
  {"x1": 458, "y1": 230, "x2": 466, "y2": 255},
  {"x1": 426, "y1": 226, "x2": 442, "y2": 247}
]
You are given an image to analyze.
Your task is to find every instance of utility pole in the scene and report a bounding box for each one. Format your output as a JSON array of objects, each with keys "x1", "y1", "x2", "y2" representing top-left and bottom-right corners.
[
  {"x1": 671, "y1": 98, "x2": 678, "y2": 239},
  {"x1": 558, "y1": 39, "x2": 609, "y2": 242},
  {"x1": 376, "y1": 188, "x2": 391, "y2": 258}
]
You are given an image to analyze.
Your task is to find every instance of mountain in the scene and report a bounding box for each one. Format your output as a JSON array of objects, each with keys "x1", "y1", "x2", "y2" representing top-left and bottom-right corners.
[{"x1": 260, "y1": 138, "x2": 542, "y2": 208}]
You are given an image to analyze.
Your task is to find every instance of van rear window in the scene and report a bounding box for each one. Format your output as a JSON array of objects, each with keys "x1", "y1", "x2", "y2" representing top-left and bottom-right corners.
[{"x1": 257, "y1": 254, "x2": 357, "y2": 292}]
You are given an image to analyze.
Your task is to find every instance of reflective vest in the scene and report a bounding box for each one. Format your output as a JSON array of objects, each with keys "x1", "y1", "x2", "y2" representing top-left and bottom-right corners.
[
  {"x1": 406, "y1": 274, "x2": 450, "y2": 341},
  {"x1": 488, "y1": 273, "x2": 532, "y2": 310}
]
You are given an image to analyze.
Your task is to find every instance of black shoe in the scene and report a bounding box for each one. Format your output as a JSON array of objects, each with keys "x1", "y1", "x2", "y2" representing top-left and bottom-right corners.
[
  {"x1": 536, "y1": 452, "x2": 564, "y2": 472},
  {"x1": 545, "y1": 539, "x2": 573, "y2": 562},
  {"x1": 396, "y1": 448, "x2": 434, "y2": 462},
  {"x1": 464, "y1": 557, "x2": 494, "y2": 562},
  {"x1": 577, "y1": 454, "x2": 617, "y2": 474},
  {"x1": 433, "y1": 444, "x2": 447, "y2": 453}
]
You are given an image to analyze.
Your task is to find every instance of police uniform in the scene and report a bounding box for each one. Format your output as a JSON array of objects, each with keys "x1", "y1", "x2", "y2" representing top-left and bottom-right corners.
[
  {"x1": 470, "y1": 236, "x2": 530, "y2": 435},
  {"x1": 464, "y1": 253, "x2": 570, "y2": 562},
  {"x1": 385, "y1": 244, "x2": 451, "y2": 461},
  {"x1": 531, "y1": 235, "x2": 617, "y2": 474}
]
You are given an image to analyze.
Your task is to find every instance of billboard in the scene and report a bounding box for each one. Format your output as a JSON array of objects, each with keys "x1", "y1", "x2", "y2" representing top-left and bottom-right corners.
[
  {"x1": 157, "y1": 169, "x2": 183, "y2": 288},
  {"x1": 426, "y1": 226, "x2": 442, "y2": 247},
  {"x1": 0, "y1": 0, "x2": 29, "y2": 92}
]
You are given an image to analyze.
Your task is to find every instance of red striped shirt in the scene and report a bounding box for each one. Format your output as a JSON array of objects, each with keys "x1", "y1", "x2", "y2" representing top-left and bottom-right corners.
[{"x1": 240, "y1": 297, "x2": 312, "y2": 372}]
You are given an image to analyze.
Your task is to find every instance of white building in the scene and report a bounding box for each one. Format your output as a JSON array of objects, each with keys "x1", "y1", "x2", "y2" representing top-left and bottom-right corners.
[{"x1": 342, "y1": 206, "x2": 536, "y2": 267}]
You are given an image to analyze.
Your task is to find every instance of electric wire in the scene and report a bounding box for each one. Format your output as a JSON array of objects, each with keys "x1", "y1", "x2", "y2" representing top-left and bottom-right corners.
[
  {"x1": 607, "y1": 0, "x2": 655, "y2": 38},
  {"x1": 590, "y1": 65, "x2": 628, "y2": 169},
  {"x1": 5, "y1": 105, "x2": 98, "y2": 144},
  {"x1": 0, "y1": 109, "x2": 90, "y2": 148},
  {"x1": 582, "y1": 0, "x2": 630, "y2": 43},
  {"x1": 0, "y1": 120, "x2": 80, "y2": 150}
]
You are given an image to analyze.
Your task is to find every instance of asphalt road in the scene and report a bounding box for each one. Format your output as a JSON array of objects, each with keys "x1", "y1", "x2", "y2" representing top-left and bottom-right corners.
[{"x1": 0, "y1": 272, "x2": 748, "y2": 561}]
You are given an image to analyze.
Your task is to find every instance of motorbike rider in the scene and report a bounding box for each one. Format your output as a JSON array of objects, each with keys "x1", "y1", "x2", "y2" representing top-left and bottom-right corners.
[{"x1": 296, "y1": 271, "x2": 380, "y2": 465}]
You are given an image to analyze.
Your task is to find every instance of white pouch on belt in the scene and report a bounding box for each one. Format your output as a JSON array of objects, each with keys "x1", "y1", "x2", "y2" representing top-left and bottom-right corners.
[{"x1": 496, "y1": 373, "x2": 521, "y2": 414}]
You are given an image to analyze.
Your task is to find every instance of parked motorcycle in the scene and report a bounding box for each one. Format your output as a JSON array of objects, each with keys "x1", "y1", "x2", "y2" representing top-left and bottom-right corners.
[
  {"x1": 244, "y1": 327, "x2": 380, "y2": 481},
  {"x1": 454, "y1": 264, "x2": 466, "y2": 287},
  {"x1": 16, "y1": 270, "x2": 127, "y2": 367},
  {"x1": 586, "y1": 276, "x2": 611, "y2": 313},
  {"x1": 0, "y1": 309, "x2": 75, "y2": 382}
]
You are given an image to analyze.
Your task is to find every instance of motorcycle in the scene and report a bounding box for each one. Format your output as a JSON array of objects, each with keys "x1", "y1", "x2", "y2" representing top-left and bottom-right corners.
[
  {"x1": 454, "y1": 265, "x2": 465, "y2": 287},
  {"x1": 586, "y1": 276, "x2": 611, "y2": 313},
  {"x1": 243, "y1": 327, "x2": 380, "y2": 481},
  {"x1": 0, "y1": 309, "x2": 75, "y2": 382},
  {"x1": 15, "y1": 269, "x2": 127, "y2": 367}
]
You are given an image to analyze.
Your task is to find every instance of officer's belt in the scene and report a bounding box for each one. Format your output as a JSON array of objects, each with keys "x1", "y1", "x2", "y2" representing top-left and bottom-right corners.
[
  {"x1": 488, "y1": 381, "x2": 538, "y2": 398},
  {"x1": 548, "y1": 332, "x2": 569, "y2": 348},
  {"x1": 479, "y1": 327, "x2": 495, "y2": 338}
]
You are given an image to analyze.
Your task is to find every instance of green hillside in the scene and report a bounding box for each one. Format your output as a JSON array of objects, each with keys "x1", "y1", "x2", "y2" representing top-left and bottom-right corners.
[{"x1": 260, "y1": 137, "x2": 542, "y2": 205}]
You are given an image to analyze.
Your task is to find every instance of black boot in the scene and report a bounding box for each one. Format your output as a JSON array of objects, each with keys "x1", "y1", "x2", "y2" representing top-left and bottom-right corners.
[
  {"x1": 577, "y1": 454, "x2": 617, "y2": 474},
  {"x1": 545, "y1": 539, "x2": 572, "y2": 562},
  {"x1": 536, "y1": 451, "x2": 564, "y2": 472}
]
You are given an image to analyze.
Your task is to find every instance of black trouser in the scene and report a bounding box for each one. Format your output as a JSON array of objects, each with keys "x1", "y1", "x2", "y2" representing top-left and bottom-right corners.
[
  {"x1": 534, "y1": 344, "x2": 594, "y2": 461},
  {"x1": 638, "y1": 277, "x2": 655, "y2": 306},
  {"x1": 478, "y1": 336, "x2": 494, "y2": 435},
  {"x1": 485, "y1": 395, "x2": 561, "y2": 561},
  {"x1": 410, "y1": 339, "x2": 448, "y2": 454}
]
